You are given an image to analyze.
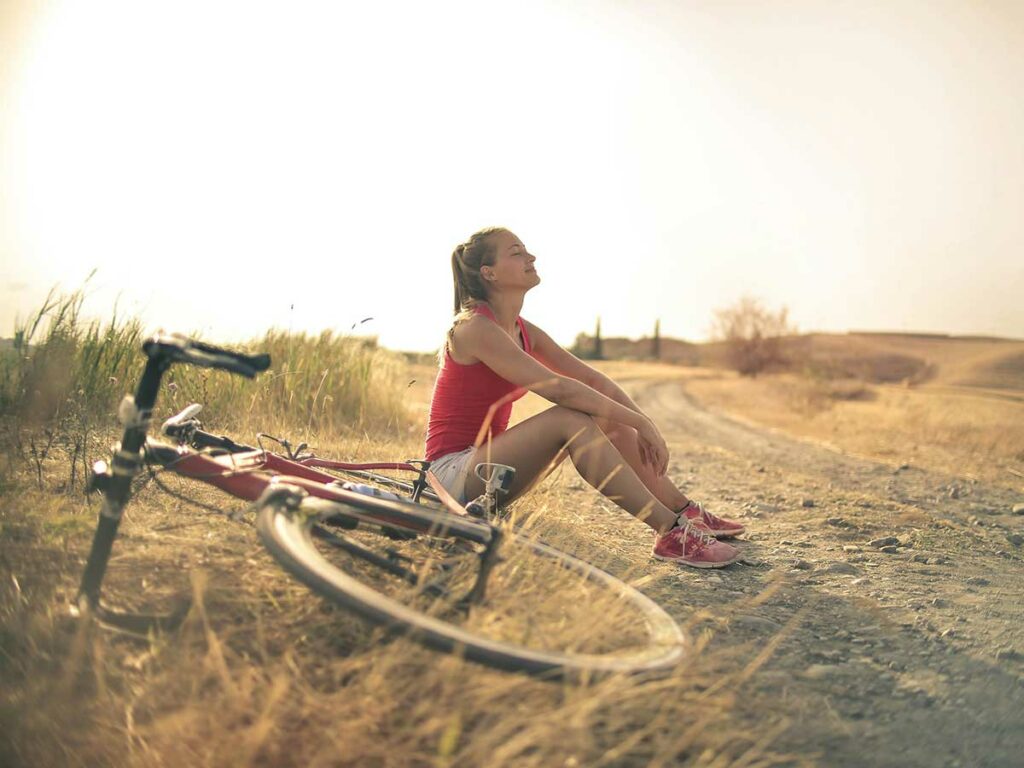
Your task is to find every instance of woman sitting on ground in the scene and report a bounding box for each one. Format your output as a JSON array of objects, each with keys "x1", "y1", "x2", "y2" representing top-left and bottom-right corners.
[{"x1": 424, "y1": 226, "x2": 745, "y2": 568}]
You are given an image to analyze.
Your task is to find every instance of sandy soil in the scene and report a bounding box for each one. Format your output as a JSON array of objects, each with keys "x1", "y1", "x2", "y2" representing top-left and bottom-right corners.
[{"x1": 603, "y1": 368, "x2": 1024, "y2": 767}]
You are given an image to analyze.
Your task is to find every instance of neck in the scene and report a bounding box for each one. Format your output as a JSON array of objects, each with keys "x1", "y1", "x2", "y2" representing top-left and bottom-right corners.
[{"x1": 482, "y1": 292, "x2": 524, "y2": 333}]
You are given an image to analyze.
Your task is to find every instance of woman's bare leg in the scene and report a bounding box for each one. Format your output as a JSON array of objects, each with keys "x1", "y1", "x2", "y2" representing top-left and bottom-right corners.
[
  {"x1": 462, "y1": 406, "x2": 677, "y2": 533},
  {"x1": 595, "y1": 418, "x2": 691, "y2": 512}
]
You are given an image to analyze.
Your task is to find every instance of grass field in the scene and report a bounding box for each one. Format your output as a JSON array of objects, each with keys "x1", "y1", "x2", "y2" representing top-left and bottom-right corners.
[
  {"x1": 2, "y1": 295, "x2": 785, "y2": 767},
  {"x1": 3, "y1": 297, "x2": 1022, "y2": 766}
]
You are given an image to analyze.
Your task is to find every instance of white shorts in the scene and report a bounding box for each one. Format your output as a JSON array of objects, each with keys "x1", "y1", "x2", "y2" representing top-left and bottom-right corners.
[{"x1": 428, "y1": 446, "x2": 477, "y2": 505}]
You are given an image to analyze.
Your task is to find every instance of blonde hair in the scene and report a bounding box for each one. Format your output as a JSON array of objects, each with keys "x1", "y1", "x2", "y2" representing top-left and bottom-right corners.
[{"x1": 443, "y1": 226, "x2": 507, "y2": 360}]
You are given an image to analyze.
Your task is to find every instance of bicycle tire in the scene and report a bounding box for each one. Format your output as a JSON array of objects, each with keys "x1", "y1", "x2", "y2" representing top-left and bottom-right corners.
[{"x1": 256, "y1": 487, "x2": 685, "y2": 678}]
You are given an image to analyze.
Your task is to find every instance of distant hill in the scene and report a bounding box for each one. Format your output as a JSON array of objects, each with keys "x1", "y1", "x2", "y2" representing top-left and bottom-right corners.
[{"x1": 572, "y1": 331, "x2": 1024, "y2": 391}]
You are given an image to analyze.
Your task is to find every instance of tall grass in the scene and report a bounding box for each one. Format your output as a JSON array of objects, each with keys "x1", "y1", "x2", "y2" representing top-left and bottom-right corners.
[{"x1": 1, "y1": 287, "x2": 414, "y2": 440}]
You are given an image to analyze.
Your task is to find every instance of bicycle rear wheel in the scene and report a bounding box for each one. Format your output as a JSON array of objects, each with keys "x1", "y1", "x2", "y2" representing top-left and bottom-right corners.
[{"x1": 256, "y1": 485, "x2": 685, "y2": 678}]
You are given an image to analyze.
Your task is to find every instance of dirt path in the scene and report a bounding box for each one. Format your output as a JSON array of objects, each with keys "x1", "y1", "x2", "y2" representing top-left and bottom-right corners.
[{"x1": 621, "y1": 376, "x2": 1024, "y2": 767}]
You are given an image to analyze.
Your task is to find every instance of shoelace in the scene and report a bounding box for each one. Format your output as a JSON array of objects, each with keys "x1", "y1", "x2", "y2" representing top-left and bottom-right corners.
[{"x1": 672, "y1": 516, "x2": 716, "y2": 547}]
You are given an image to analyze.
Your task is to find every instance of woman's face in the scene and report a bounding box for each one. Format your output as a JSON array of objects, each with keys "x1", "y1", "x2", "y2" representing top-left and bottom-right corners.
[{"x1": 483, "y1": 230, "x2": 540, "y2": 293}]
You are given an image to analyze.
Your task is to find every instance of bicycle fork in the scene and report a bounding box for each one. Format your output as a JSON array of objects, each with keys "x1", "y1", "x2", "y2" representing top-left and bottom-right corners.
[{"x1": 72, "y1": 356, "x2": 187, "y2": 633}]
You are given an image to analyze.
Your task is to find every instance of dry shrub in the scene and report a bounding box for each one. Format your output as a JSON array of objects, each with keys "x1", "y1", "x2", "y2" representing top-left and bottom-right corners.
[
  {"x1": 773, "y1": 376, "x2": 876, "y2": 418},
  {"x1": 710, "y1": 297, "x2": 795, "y2": 378}
]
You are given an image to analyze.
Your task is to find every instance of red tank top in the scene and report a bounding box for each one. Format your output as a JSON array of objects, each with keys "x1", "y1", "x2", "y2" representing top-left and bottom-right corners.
[{"x1": 424, "y1": 305, "x2": 534, "y2": 461}]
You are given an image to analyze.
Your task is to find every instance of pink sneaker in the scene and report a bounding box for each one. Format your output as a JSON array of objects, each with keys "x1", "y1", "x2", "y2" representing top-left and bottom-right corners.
[
  {"x1": 653, "y1": 520, "x2": 741, "y2": 568},
  {"x1": 680, "y1": 500, "x2": 745, "y2": 538}
]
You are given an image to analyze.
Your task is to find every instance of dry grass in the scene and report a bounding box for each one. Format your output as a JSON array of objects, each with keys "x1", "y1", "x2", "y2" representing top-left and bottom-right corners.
[
  {"x1": 683, "y1": 370, "x2": 1024, "y2": 487},
  {"x1": 0, "y1": 423, "x2": 798, "y2": 768},
  {"x1": 1, "y1": 288, "x2": 796, "y2": 767}
]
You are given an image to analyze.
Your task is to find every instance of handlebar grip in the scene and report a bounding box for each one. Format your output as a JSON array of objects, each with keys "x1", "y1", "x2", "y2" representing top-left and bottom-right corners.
[
  {"x1": 143, "y1": 334, "x2": 271, "y2": 378},
  {"x1": 188, "y1": 338, "x2": 271, "y2": 374}
]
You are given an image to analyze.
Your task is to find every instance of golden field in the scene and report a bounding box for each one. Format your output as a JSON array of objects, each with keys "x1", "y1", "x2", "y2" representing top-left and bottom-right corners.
[{"x1": 3, "y1": 300, "x2": 1022, "y2": 766}]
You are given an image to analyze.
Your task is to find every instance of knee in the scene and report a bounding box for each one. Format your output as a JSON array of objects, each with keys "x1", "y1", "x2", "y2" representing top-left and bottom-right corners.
[
  {"x1": 549, "y1": 406, "x2": 597, "y2": 439},
  {"x1": 594, "y1": 416, "x2": 630, "y2": 442}
]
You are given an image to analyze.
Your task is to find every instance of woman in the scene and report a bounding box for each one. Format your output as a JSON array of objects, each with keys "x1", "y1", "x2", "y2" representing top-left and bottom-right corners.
[{"x1": 424, "y1": 227, "x2": 744, "y2": 568}]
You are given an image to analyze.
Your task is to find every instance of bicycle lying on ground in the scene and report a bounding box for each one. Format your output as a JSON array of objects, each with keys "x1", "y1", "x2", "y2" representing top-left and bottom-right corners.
[{"x1": 72, "y1": 333, "x2": 685, "y2": 678}]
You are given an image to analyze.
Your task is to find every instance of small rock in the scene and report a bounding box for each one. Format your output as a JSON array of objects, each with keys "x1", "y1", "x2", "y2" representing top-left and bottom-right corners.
[
  {"x1": 826, "y1": 561, "x2": 859, "y2": 575},
  {"x1": 965, "y1": 576, "x2": 990, "y2": 586},
  {"x1": 802, "y1": 498, "x2": 816, "y2": 508},
  {"x1": 895, "y1": 462, "x2": 911, "y2": 473},
  {"x1": 792, "y1": 559, "x2": 813, "y2": 570},
  {"x1": 940, "y1": 628, "x2": 956, "y2": 638},
  {"x1": 1008, "y1": 502, "x2": 1024, "y2": 515},
  {"x1": 909, "y1": 553, "x2": 930, "y2": 563},
  {"x1": 948, "y1": 486, "x2": 961, "y2": 499},
  {"x1": 1007, "y1": 533, "x2": 1024, "y2": 547},
  {"x1": 996, "y1": 647, "x2": 1022, "y2": 661},
  {"x1": 843, "y1": 545, "x2": 863, "y2": 553},
  {"x1": 826, "y1": 517, "x2": 847, "y2": 527},
  {"x1": 869, "y1": 536, "x2": 900, "y2": 548},
  {"x1": 804, "y1": 663, "x2": 840, "y2": 680},
  {"x1": 879, "y1": 545, "x2": 900, "y2": 554},
  {"x1": 756, "y1": 466, "x2": 766, "y2": 473},
  {"x1": 930, "y1": 598, "x2": 950, "y2": 608},
  {"x1": 850, "y1": 577, "x2": 870, "y2": 586}
]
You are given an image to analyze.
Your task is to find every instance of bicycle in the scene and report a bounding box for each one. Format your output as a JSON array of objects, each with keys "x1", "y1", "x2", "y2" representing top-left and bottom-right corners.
[{"x1": 72, "y1": 333, "x2": 686, "y2": 678}]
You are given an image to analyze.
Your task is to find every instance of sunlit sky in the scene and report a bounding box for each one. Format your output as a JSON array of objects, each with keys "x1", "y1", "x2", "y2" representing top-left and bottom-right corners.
[{"x1": 2, "y1": 0, "x2": 1022, "y2": 352}]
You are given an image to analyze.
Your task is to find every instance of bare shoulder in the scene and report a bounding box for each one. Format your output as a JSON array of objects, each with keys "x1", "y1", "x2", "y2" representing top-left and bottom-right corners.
[{"x1": 448, "y1": 314, "x2": 498, "y2": 365}]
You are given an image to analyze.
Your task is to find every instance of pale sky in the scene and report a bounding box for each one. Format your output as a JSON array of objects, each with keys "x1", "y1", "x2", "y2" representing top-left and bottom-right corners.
[{"x1": 2, "y1": 0, "x2": 1022, "y2": 352}]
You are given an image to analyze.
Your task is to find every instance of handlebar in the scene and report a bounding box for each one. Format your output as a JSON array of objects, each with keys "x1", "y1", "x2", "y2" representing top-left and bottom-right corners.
[
  {"x1": 143, "y1": 333, "x2": 271, "y2": 378},
  {"x1": 161, "y1": 402, "x2": 256, "y2": 453}
]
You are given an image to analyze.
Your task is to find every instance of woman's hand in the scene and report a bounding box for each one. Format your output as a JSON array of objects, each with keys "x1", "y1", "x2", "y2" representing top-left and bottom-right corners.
[{"x1": 636, "y1": 418, "x2": 669, "y2": 477}]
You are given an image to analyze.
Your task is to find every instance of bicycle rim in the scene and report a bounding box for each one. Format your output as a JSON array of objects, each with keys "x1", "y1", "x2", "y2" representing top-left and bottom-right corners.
[{"x1": 256, "y1": 492, "x2": 685, "y2": 678}]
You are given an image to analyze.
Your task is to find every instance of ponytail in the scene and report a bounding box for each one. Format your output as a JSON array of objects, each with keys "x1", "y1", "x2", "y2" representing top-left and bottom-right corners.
[{"x1": 444, "y1": 226, "x2": 506, "y2": 359}]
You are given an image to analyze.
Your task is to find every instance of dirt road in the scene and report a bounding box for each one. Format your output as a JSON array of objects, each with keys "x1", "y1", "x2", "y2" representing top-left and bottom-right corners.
[{"x1": 615, "y1": 375, "x2": 1024, "y2": 767}]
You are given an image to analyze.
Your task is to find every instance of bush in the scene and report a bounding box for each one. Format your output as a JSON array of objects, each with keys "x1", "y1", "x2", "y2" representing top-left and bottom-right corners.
[{"x1": 711, "y1": 296, "x2": 795, "y2": 377}]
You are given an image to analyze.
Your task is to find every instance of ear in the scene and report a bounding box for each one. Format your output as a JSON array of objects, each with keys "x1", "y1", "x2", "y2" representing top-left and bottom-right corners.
[{"x1": 481, "y1": 267, "x2": 495, "y2": 281}]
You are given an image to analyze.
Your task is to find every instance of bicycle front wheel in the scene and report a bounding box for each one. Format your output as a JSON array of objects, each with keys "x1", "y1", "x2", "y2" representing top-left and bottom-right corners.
[{"x1": 255, "y1": 484, "x2": 685, "y2": 678}]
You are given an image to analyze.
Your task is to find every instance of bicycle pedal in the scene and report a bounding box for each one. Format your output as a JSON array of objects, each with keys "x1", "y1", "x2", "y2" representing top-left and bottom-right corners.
[{"x1": 465, "y1": 499, "x2": 489, "y2": 519}]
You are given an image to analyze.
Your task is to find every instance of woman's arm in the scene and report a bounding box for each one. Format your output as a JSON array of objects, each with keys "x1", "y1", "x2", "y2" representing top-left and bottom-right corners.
[
  {"x1": 455, "y1": 317, "x2": 645, "y2": 430},
  {"x1": 524, "y1": 320, "x2": 647, "y2": 418},
  {"x1": 455, "y1": 317, "x2": 668, "y2": 473}
]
